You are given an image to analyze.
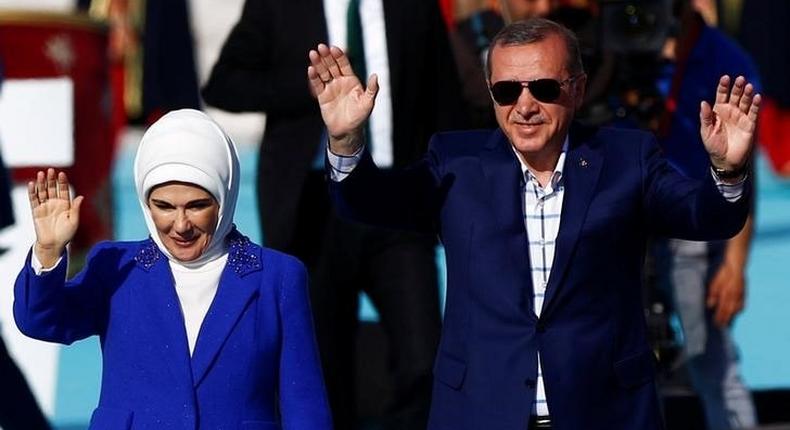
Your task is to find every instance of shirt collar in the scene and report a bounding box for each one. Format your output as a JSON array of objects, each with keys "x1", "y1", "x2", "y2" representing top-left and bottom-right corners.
[{"x1": 513, "y1": 136, "x2": 569, "y2": 191}]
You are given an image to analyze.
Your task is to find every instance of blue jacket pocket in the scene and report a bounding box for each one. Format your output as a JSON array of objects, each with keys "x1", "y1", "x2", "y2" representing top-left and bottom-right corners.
[
  {"x1": 613, "y1": 349, "x2": 656, "y2": 389},
  {"x1": 89, "y1": 406, "x2": 133, "y2": 429},
  {"x1": 433, "y1": 351, "x2": 467, "y2": 390}
]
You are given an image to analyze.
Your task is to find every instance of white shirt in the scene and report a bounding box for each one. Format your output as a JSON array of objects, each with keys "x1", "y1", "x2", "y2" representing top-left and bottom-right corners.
[
  {"x1": 169, "y1": 255, "x2": 226, "y2": 355},
  {"x1": 323, "y1": 0, "x2": 393, "y2": 167}
]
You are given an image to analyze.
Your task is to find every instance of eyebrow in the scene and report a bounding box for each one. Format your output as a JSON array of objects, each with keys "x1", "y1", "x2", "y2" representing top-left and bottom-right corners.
[{"x1": 149, "y1": 198, "x2": 214, "y2": 206}]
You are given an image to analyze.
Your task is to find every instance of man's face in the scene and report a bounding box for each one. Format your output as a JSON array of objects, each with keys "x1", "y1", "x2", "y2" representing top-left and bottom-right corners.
[{"x1": 489, "y1": 34, "x2": 585, "y2": 164}]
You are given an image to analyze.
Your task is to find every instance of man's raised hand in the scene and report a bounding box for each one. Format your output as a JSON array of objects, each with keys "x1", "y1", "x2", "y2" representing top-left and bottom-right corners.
[
  {"x1": 308, "y1": 44, "x2": 378, "y2": 155},
  {"x1": 700, "y1": 75, "x2": 761, "y2": 176}
]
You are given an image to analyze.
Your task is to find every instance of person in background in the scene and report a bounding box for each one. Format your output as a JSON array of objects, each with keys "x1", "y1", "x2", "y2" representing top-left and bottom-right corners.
[
  {"x1": 0, "y1": 61, "x2": 51, "y2": 430},
  {"x1": 13, "y1": 109, "x2": 331, "y2": 429},
  {"x1": 1, "y1": 152, "x2": 51, "y2": 430},
  {"x1": 738, "y1": 0, "x2": 790, "y2": 177},
  {"x1": 653, "y1": 1, "x2": 759, "y2": 428},
  {"x1": 309, "y1": 17, "x2": 758, "y2": 430},
  {"x1": 450, "y1": 0, "x2": 558, "y2": 128},
  {"x1": 202, "y1": 0, "x2": 465, "y2": 428},
  {"x1": 77, "y1": 0, "x2": 201, "y2": 123}
]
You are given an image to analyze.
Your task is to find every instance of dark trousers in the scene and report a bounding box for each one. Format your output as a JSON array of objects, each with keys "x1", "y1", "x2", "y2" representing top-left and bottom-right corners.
[
  {"x1": 0, "y1": 336, "x2": 50, "y2": 430},
  {"x1": 287, "y1": 172, "x2": 442, "y2": 430}
]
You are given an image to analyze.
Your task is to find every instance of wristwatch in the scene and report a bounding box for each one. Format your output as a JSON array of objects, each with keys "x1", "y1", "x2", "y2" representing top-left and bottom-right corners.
[{"x1": 711, "y1": 164, "x2": 747, "y2": 180}]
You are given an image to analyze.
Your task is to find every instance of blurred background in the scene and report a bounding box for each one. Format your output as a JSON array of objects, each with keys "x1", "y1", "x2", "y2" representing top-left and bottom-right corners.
[{"x1": 0, "y1": 0, "x2": 788, "y2": 429}]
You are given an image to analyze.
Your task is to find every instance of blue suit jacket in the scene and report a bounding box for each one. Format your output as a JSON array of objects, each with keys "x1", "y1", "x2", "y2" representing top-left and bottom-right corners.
[
  {"x1": 14, "y1": 231, "x2": 332, "y2": 430},
  {"x1": 329, "y1": 125, "x2": 750, "y2": 430}
]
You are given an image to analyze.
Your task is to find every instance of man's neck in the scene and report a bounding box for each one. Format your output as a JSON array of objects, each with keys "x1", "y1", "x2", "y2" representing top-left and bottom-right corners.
[{"x1": 514, "y1": 145, "x2": 564, "y2": 188}]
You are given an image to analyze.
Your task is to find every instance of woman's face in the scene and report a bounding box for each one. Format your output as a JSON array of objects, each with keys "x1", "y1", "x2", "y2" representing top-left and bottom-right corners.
[{"x1": 147, "y1": 182, "x2": 220, "y2": 262}]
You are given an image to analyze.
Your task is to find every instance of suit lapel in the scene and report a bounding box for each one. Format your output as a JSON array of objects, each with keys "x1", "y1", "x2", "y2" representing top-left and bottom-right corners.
[
  {"x1": 191, "y1": 233, "x2": 263, "y2": 388},
  {"x1": 541, "y1": 126, "x2": 604, "y2": 317},
  {"x1": 480, "y1": 130, "x2": 535, "y2": 315},
  {"x1": 134, "y1": 241, "x2": 194, "y2": 388}
]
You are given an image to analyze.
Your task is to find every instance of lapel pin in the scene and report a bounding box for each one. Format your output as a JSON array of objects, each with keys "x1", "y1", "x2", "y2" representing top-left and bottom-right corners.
[{"x1": 579, "y1": 157, "x2": 588, "y2": 168}]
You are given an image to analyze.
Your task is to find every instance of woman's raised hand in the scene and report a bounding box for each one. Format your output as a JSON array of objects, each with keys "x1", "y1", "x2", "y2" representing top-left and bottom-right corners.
[{"x1": 28, "y1": 168, "x2": 83, "y2": 267}]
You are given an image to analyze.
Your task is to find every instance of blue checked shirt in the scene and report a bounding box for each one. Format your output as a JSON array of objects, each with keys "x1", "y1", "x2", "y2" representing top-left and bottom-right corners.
[{"x1": 515, "y1": 139, "x2": 568, "y2": 417}]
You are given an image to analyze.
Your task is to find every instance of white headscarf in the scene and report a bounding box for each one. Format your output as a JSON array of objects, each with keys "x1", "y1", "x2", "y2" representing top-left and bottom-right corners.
[{"x1": 133, "y1": 109, "x2": 240, "y2": 268}]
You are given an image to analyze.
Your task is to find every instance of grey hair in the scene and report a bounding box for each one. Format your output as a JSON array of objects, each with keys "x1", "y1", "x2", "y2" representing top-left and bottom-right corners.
[{"x1": 485, "y1": 18, "x2": 584, "y2": 80}]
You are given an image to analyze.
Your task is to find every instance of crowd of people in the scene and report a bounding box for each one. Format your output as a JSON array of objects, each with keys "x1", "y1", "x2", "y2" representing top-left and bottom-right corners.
[{"x1": 0, "y1": 0, "x2": 785, "y2": 429}]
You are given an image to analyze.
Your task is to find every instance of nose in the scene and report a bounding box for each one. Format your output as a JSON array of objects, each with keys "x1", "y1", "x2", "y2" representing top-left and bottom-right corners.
[
  {"x1": 514, "y1": 86, "x2": 540, "y2": 116},
  {"x1": 173, "y1": 210, "x2": 192, "y2": 235}
]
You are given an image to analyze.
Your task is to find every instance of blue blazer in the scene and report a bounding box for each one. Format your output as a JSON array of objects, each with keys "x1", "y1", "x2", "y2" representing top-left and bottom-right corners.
[
  {"x1": 329, "y1": 125, "x2": 750, "y2": 430},
  {"x1": 14, "y1": 231, "x2": 332, "y2": 430}
]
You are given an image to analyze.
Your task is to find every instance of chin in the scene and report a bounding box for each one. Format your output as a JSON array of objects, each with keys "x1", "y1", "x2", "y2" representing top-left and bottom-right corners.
[
  {"x1": 165, "y1": 245, "x2": 202, "y2": 262},
  {"x1": 172, "y1": 252, "x2": 200, "y2": 262},
  {"x1": 511, "y1": 139, "x2": 548, "y2": 155}
]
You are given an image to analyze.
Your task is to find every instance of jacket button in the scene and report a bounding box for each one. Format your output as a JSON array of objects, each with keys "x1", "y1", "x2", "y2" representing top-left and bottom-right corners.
[
  {"x1": 536, "y1": 321, "x2": 546, "y2": 333},
  {"x1": 525, "y1": 378, "x2": 536, "y2": 388}
]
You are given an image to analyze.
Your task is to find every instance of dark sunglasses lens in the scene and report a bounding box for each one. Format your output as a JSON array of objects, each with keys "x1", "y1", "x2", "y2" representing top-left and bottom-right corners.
[
  {"x1": 529, "y1": 79, "x2": 562, "y2": 103},
  {"x1": 491, "y1": 79, "x2": 564, "y2": 105},
  {"x1": 491, "y1": 81, "x2": 523, "y2": 105}
]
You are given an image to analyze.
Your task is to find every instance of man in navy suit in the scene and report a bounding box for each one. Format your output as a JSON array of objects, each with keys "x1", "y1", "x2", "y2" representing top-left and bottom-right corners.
[{"x1": 307, "y1": 18, "x2": 760, "y2": 430}]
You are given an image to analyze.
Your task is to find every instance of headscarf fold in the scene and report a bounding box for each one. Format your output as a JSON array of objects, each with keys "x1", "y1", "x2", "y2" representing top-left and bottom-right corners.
[{"x1": 133, "y1": 109, "x2": 240, "y2": 268}]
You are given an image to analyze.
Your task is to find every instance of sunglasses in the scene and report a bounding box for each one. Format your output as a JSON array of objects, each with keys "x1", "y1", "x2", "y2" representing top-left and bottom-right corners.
[{"x1": 489, "y1": 76, "x2": 580, "y2": 105}]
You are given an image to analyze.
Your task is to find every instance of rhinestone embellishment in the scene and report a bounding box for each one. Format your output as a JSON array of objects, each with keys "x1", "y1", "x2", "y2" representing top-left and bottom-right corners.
[
  {"x1": 228, "y1": 232, "x2": 261, "y2": 275},
  {"x1": 134, "y1": 239, "x2": 161, "y2": 270}
]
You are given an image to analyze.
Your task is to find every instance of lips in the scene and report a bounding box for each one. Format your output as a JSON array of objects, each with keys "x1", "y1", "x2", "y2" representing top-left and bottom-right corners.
[{"x1": 170, "y1": 237, "x2": 197, "y2": 247}]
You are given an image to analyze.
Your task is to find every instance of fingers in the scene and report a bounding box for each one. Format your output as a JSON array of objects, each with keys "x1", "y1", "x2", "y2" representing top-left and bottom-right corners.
[
  {"x1": 330, "y1": 45, "x2": 355, "y2": 76},
  {"x1": 699, "y1": 100, "x2": 714, "y2": 136},
  {"x1": 309, "y1": 48, "x2": 331, "y2": 83},
  {"x1": 738, "y1": 82, "x2": 754, "y2": 112},
  {"x1": 310, "y1": 44, "x2": 350, "y2": 81},
  {"x1": 36, "y1": 170, "x2": 47, "y2": 203},
  {"x1": 308, "y1": 44, "x2": 361, "y2": 81},
  {"x1": 58, "y1": 171, "x2": 71, "y2": 200},
  {"x1": 319, "y1": 44, "x2": 342, "y2": 78},
  {"x1": 748, "y1": 93, "x2": 762, "y2": 123},
  {"x1": 307, "y1": 64, "x2": 324, "y2": 97},
  {"x1": 71, "y1": 195, "x2": 84, "y2": 224},
  {"x1": 706, "y1": 277, "x2": 720, "y2": 309},
  {"x1": 28, "y1": 181, "x2": 39, "y2": 209},
  {"x1": 46, "y1": 168, "x2": 58, "y2": 200},
  {"x1": 714, "y1": 75, "x2": 730, "y2": 105},
  {"x1": 29, "y1": 169, "x2": 73, "y2": 207},
  {"x1": 713, "y1": 293, "x2": 743, "y2": 328},
  {"x1": 715, "y1": 75, "x2": 761, "y2": 122},
  {"x1": 728, "y1": 75, "x2": 746, "y2": 107}
]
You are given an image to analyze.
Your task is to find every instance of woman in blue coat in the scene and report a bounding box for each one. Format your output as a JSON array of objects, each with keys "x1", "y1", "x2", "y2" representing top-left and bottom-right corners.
[{"x1": 14, "y1": 109, "x2": 333, "y2": 429}]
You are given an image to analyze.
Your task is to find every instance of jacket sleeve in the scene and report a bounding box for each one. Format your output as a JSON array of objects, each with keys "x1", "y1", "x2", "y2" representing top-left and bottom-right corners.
[
  {"x1": 278, "y1": 258, "x2": 333, "y2": 430},
  {"x1": 328, "y1": 134, "x2": 447, "y2": 234},
  {"x1": 13, "y1": 244, "x2": 111, "y2": 345},
  {"x1": 641, "y1": 133, "x2": 751, "y2": 240}
]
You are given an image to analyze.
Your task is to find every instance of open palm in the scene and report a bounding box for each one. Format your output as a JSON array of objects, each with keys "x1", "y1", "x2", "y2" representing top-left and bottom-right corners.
[
  {"x1": 700, "y1": 75, "x2": 761, "y2": 170},
  {"x1": 28, "y1": 169, "x2": 83, "y2": 257},
  {"x1": 307, "y1": 44, "x2": 378, "y2": 151}
]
